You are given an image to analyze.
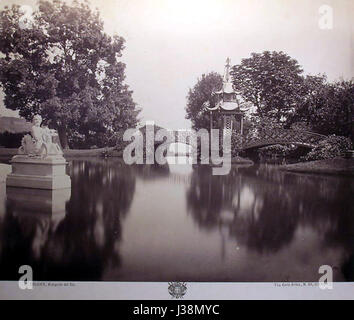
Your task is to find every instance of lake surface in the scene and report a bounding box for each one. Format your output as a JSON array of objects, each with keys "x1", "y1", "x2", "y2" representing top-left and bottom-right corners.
[{"x1": 0, "y1": 156, "x2": 353, "y2": 282}]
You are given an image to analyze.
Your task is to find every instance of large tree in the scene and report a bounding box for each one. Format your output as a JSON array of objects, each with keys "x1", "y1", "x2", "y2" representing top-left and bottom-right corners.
[
  {"x1": 185, "y1": 72, "x2": 223, "y2": 131},
  {"x1": 293, "y1": 75, "x2": 354, "y2": 139},
  {"x1": 231, "y1": 51, "x2": 304, "y2": 123},
  {"x1": 0, "y1": 0, "x2": 139, "y2": 149}
]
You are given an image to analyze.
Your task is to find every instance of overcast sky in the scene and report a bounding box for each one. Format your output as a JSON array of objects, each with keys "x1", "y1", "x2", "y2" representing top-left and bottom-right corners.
[{"x1": 0, "y1": 0, "x2": 353, "y2": 129}]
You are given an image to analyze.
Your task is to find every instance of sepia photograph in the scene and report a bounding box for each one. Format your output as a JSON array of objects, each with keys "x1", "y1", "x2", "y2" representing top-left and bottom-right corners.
[{"x1": 0, "y1": 0, "x2": 353, "y2": 300}]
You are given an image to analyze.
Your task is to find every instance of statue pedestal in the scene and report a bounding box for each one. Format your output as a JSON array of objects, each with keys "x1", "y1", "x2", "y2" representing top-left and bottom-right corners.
[{"x1": 6, "y1": 155, "x2": 71, "y2": 190}]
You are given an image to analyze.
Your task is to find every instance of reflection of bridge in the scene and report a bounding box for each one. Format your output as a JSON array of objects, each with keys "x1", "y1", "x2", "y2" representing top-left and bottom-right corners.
[{"x1": 141, "y1": 126, "x2": 327, "y2": 150}]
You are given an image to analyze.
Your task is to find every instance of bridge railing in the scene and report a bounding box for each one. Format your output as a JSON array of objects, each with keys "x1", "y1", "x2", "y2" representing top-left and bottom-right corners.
[{"x1": 242, "y1": 128, "x2": 327, "y2": 149}]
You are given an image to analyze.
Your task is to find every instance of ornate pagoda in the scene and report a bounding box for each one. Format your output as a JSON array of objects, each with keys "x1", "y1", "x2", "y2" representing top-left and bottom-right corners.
[{"x1": 205, "y1": 58, "x2": 249, "y2": 136}]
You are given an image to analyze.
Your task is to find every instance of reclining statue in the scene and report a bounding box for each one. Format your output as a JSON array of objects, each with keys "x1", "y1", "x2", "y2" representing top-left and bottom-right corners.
[{"x1": 18, "y1": 114, "x2": 63, "y2": 158}]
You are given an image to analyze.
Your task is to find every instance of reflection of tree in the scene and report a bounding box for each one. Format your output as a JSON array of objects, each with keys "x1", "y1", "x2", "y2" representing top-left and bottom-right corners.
[
  {"x1": 186, "y1": 164, "x2": 354, "y2": 257},
  {"x1": 186, "y1": 165, "x2": 298, "y2": 253},
  {"x1": 342, "y1": 253, "x2": 354, "y2": 281},
  {"x1": 230, "y1": 166, "x2": 300, "y2": 253},
  {"x1": 0, "y1": 159, "x2": 136, "y2": 280},
  {"x1": 186, "y1": 166, "x2": 238, "y2": 231},
  {"x1": 317, "y1": 178, "x2": 354, "y2": 281},
  {"x1": 229, "y1": 188, "x2": 298, "y2": 254}
]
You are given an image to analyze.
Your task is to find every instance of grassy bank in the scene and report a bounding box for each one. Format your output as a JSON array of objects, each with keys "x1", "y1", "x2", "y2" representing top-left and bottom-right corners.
[{"x1": 280, "y1": 157, "x2": 354, "y2": 177}]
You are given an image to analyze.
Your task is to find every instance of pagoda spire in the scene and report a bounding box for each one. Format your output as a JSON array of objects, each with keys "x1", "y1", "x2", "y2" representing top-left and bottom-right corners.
[
  {"x1": 205, "y1": 57, "x2": 240, "y2": 112},
  {"x1": 224, "y1": 57, "x2": 231, "y2": 82}
]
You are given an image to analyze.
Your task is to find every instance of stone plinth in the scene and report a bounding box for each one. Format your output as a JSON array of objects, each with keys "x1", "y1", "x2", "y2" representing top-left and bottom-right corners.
[{"x1": 6, "y1": 155, "x2": 71, "y2": 190}]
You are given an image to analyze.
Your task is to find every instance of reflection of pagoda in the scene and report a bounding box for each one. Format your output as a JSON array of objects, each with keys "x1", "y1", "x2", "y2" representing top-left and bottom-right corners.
[{"x1": 205, "y1": 58, "x2": 249, "y2": 136}]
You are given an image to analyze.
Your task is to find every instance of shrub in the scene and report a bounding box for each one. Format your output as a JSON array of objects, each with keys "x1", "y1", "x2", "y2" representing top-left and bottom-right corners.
[{"x1": 302, "y1": 135, "x2": 353, "y2": 161}]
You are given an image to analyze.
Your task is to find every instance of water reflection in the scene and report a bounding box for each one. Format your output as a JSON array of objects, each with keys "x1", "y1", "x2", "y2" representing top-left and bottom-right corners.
[
  {"x1": 0, "y1": 158, "x2": 353, "y2": 281},
  {"x1": 6, "y1": 187, "x2": 71, "y2": 216},
  {"x1": 186, "y1": 164, "x2": 354, "y2": 280},
  {"x1": 0, "y1": 159, "x2": 136, "y2": 280},
  {"x1": 187, "y1": 165, "x2": 354, "y2": 253}
]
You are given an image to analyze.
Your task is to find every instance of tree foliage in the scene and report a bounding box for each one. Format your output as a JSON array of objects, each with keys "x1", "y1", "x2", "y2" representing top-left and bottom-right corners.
[
  {"x1": 185, "y1": 72, "x2": 223, "y2": 131},
  {"x1": 301, "y1": 135, "x2": 353, "y2": 161},
  {"x1": 292, "y1": 76, "x2": 354, "y2": 139},
  {"x1": 231, "y1": 51, "x2": 304, "y2": 123},
  {"x1": 230, "y1": 51, "x2": 353, "y2": 143},
  {"x1": 0, "y1": 0, "x2": 139, "y2": 149}
]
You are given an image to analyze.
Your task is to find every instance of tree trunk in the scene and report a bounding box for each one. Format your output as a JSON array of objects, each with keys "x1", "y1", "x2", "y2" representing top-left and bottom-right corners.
[{"x1": 58, "y1": 125, "x2": 69, "y2": 150}]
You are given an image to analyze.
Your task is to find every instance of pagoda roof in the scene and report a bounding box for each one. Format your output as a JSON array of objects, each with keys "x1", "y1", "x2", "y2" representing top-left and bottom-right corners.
[
  {"x1": 219, "y1": 101, "x2": 238, "y2": 111},
  {"x1": 205, "y1": 58, "x2": 241, "y2": 112}
]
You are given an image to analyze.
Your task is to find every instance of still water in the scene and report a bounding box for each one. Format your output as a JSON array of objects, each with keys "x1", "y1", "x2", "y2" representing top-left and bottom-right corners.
[{"x1": 0, "y1": 156, "x2": 353, "y2": 282}]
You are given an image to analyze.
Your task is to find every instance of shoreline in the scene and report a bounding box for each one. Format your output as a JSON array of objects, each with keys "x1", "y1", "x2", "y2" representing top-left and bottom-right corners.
[
  {"x1": 0, "y1": 147, "x2": 121, "y2": 158},
  {"x1": 280, "y1": 157, "x2": 354, "y2": 177},
  {"x1": 1, "y1": 147, "x2": 354, "y2": 177}
]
